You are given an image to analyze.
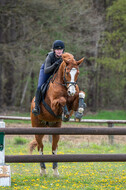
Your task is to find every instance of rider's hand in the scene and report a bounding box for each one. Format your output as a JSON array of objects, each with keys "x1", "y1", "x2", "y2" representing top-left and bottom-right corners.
[{"x1": 54, "y1": 58, "x2": 62, "y2": 66}]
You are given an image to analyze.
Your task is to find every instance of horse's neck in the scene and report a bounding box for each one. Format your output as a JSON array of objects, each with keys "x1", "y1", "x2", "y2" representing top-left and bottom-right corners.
[{"x1": 55, "y1": 62, "x2": 65, "y2": 83}]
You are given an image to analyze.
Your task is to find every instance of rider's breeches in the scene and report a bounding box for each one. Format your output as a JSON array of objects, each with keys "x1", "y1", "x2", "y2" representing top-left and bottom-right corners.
[{"x1": 37, "y1": 64, "x2": 52, "y2": 90}]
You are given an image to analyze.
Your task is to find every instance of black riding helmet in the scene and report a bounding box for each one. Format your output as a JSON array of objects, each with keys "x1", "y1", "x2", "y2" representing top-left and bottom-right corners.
[{"x1": 52, "y1": 40, "x2": 65, "y2": 50}]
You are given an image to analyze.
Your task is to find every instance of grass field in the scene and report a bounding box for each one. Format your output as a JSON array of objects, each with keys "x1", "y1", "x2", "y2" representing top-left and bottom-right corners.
[
  {"x1": 1, "y1": 136, "x2": 126, "y2": 190},
  {"x1": 83, "y1": 110, "x2": 126, "y2": 120},
  {"x1": 1, "y1": 110, "x2": 126, "y2": 189}
]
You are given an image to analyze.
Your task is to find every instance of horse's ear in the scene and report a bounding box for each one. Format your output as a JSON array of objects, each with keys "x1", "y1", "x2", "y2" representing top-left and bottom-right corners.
[{"x1": 76, "y1": 57, "x2": 85, "y2": 66}]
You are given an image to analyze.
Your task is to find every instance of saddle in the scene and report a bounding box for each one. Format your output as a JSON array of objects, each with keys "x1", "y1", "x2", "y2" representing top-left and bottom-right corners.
[
  {"x1": 41, "y1": 78, "x2": 51, "y2": 100},
  {"x1": 41, "y1": 63, "x2": 61, "y2": 99}
]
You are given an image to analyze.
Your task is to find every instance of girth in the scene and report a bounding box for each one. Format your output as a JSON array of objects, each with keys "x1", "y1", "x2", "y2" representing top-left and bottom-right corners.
[{"x1": 42, "y1": 98, "x2": 62, "y2": 119}]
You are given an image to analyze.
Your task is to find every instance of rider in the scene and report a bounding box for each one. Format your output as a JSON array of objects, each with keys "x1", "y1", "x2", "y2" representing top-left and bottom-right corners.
[{"x1": 32, "y1": 40, "x2": 65, "y2": 116}]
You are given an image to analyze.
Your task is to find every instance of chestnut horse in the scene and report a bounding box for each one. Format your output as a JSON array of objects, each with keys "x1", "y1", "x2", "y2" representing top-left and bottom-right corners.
[{"x1": 30, "y1": 52, "x2": 85, "y2": 177}]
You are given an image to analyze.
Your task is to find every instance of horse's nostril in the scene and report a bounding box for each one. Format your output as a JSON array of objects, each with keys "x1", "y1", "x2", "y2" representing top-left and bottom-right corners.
[
  {"x1": 68, "y1": 91, "x2": 71, "y2": 96},
  {"x1": 68, "y1": 91, "x2": 75, "y2": 96}
]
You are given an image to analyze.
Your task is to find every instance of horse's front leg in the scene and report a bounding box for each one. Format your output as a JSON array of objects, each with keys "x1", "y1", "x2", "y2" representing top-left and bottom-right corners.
[
  {"x1": 75, "y1": 91, "x2": 86, "y2": 121},
  {"x1": 51, "y1": 97, "x2": 69, "y2": 121},
  {"x1": 52, "y1": 134, "x2": 60, "y2": 177},
  {"x1": 62, "y1": 104, "x2": 70, "y2": 122}
]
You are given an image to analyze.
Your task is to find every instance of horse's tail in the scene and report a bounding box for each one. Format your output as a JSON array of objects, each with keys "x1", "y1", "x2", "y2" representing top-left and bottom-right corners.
[{"x1": 29, "y1": 139, "x2": 38, "y2": 154}]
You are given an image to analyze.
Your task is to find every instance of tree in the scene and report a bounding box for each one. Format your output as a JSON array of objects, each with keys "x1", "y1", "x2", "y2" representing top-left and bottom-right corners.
[{"x1": 97, "y1": 0, "x2": 126, "y2": 108}]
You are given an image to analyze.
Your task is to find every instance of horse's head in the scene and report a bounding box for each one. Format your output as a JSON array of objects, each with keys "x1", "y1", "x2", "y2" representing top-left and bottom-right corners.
[{"x1": 62, "y1": 53, "x2": 84, "y2": 96}]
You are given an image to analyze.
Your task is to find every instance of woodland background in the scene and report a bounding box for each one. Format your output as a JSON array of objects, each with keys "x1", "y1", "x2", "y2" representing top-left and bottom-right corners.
[{"x1": 0, "y1": 0, "x2": 126, "y2": 112}]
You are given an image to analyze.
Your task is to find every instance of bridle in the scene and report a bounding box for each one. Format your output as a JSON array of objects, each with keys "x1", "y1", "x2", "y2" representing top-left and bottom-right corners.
[
  {"x1": 52, "y1": 65, "x2": 77, "y2": 89},
  {"x1": 63, "y1": 66, "x2": 77, "y2": 89}
]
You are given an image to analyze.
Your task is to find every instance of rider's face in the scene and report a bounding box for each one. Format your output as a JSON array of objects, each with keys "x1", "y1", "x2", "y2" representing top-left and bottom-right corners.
[{"x1": 55, "y1": 49, "x2": 64, "y2": 57}]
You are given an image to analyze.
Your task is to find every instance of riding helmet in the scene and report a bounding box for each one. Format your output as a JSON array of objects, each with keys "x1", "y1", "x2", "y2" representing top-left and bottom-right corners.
[{"x1": 52, "y1": 40, "x2": 65, "y2": 50}]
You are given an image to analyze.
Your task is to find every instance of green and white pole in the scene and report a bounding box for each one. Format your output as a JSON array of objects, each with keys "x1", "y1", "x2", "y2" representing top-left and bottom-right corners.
[{"x1": 0, "y1": 121, "x2": 11, "y2": 186}]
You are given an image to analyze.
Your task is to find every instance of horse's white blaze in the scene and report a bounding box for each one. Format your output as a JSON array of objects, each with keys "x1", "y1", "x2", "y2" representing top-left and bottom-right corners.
[{"x1": 68, "y1": 68, "x2": 77, "y2": 96}]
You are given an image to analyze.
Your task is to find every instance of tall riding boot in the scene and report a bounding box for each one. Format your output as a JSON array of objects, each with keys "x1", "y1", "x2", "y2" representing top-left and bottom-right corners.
[{"x1": 32, "y1": 88, "x2": 41, "y2": 116}]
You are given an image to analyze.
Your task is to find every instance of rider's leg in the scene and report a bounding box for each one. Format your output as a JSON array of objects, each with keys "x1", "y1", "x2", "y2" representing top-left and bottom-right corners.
[
  {"x1": 32, "y1": 87, "x2": 41, "y2": 115},
  {"x1": 32, "y1": 64, "x2": 51, "y2": 116}
]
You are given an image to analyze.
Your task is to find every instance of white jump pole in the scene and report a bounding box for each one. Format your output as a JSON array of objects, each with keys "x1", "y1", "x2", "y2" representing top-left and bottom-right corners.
[{"x1": 0, "y1": 121, "x2": 11, "y2": 186}]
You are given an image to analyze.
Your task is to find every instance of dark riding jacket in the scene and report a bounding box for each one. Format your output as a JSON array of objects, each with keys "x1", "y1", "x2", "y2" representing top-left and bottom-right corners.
[
  {"x1": 44, "y1": 52, "x2": 60, "y2": 74},
  {"x1": 37, "y1": 52, "x2": 62, "y2": 89}
]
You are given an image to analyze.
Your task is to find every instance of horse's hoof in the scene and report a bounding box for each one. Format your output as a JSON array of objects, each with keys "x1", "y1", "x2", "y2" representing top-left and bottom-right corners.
[
  {"x1": 74, "y1": 111, "x2": 84, "y2": 121},
  {"x1": 40, "y1": 168, "x2": 47, "y2": 176},
  {"x1": 53, "y1": 168, "x2": 59, "y2": 177},
  {"x1": 75, "y1": 118, "x2": 80, "y2": 122}
]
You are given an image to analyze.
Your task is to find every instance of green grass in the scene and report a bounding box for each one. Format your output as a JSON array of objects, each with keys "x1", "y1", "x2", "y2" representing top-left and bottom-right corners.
[
  {"x1": 1, "y1": 138, "x2": 126, "y2": 190},
  {"x1": 13, "y1": 137, "x2": 28, "y2": 145},
  {"x1": 6, "y1": 111, "x2": 30, "y2": 117},
  {"x1": 83, "y1": 110, "x2": 126, "y2": 120},
  {"x1": 2, "y1": 112, "x2": 31, "y2": 124}
]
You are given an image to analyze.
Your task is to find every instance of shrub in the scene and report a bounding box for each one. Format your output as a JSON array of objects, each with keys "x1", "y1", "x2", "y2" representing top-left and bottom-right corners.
[{"x1": 14, "y1": 137, "x2": 27, "y2": 145}]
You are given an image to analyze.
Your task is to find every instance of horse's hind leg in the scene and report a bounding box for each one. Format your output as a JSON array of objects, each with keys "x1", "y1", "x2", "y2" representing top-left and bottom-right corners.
[
  {"x1": 52, "y1": 134, "x2": 60, "y2": 177},
  {"x1": 35, "y1": 134, "x2": 47, "y2": 176}
]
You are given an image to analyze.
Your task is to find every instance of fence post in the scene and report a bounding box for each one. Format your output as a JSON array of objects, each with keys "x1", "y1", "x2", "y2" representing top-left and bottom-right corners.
[
  {"x1": 0, "y1": 122, "x2": 11, "y2": 186},
  {"x1": 108, "y1": 123, "x2": 114, "y2": 145}
]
